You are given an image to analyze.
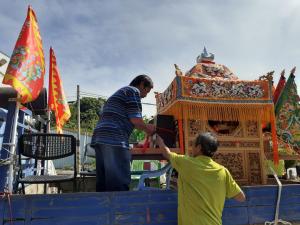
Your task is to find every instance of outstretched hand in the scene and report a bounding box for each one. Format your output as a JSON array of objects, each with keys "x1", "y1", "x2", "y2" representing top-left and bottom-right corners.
[
  {"x1": 146, "y1": 123, "x2": 156, "y2": 136},
  {"x1": 156, "y1": 135, "x2": 166, "y2": 148},
  {"x1": 156, "y1": 135, "x2": 171, "y2": 160}
]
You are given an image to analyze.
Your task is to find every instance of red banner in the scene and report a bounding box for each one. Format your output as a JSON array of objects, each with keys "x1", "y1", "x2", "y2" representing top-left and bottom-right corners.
[
  {"x1": 273, "y1": 71, "x2": 286, "y2": 105},
  {"x1": 2, "y1": 6, "x2": 45, "y2": 103},
  {"x1": 48, "y1": 47, "x2": 71, "y2": 133}
]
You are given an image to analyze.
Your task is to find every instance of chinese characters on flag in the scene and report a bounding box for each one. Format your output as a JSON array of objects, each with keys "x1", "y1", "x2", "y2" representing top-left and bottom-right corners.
[{"x1": 2, "y1": 6, "x2": 45, "y2": 103}]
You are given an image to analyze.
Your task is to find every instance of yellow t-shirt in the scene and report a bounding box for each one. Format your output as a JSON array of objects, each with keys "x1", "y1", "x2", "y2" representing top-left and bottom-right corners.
[{"x1": 169, "y1": 152, "x2": 242, "y2": 225}]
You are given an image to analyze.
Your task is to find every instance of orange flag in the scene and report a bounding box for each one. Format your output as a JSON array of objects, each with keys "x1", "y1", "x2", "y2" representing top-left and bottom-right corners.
[
  {"x1": 48, "y1": 47, "x2": 71, "y2": 133},
  {"x1": 2, "y1": 6, "x2": 45, "y2": 103}
]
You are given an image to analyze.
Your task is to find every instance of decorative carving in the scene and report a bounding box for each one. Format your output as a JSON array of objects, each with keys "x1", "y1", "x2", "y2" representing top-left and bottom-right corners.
[
  {"x1": 233, "y1": 127, "x2": 243, "y2": 137},
  {"x1": 245, "y1": 121, "x2": 259, "y2": 137},
  {"x1": 183, "y1": 78, "x2": 265, "y2": 99},
  {"x1": 258, "y1": 71, "x2": 274, "y2": 82},
  {"x1": 213, "y1": 152, "x2": 244, "y2": 179},
  {"x1": 248, "y1": 152, "x2": 262, "y2": 184},
  {"x1": 189, "y1": 120, "x2": 204, "y2": 137},
  {"x1": 240, "y1": 142, "x2": 260, "y2": 148},
  {"x1": 156, "y1": 81, "x2": 176, "y2": 109},
  {"x1": 188, "y1": 140, "x2": 193, "y2": 147},
  {"x1": 218, "y1": 141, "x2": 238, "y2": 148},
  {"x1": 174, "y1": 64, "x2": 183, "y2": 76},
  {"x1": 207, "y1": 121, "x2": 240, "y2": 136}
]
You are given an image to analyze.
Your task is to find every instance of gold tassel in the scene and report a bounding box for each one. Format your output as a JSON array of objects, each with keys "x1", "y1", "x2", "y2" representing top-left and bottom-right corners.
[{"x1": 160, "y1": 101, "x2": 273, "y2": 122}]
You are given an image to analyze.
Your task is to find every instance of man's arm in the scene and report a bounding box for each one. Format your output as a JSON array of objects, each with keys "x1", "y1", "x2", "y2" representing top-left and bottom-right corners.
[
  {"x1": 130, "y1": 118, "x2": 156, "y2": 136},
  {"x1": 233, "y1": 191, "x2": 246, "y2": 202},
  {"x1": 156, "y1": 135, "x2": 172, "y2": 160}
]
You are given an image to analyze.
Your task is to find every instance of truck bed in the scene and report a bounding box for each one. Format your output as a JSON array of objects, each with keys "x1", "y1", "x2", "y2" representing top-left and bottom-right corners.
[{"x1": 1, "y1": 185, "x2": 300, "y2": 225}]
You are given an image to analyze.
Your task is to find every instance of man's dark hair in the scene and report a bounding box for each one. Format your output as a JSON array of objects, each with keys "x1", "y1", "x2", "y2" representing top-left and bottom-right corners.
[
  {"x1": 195, "y1": 132, "x2": 219, "y2": 157},
  {"x1": 129, "y1": 75, "x2": 153, "y2": 89}
]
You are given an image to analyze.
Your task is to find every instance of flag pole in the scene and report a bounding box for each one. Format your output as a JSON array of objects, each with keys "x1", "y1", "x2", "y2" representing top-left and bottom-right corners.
[
  {"x1": 47, "y1": 110, "x2": 51, "y2": 132},
  {"x1": 7, "y1": 96, "x2": 20, "y2": 192},
  {"x1": 76, "y1": 85, "x2": 81, "y2": 173}
]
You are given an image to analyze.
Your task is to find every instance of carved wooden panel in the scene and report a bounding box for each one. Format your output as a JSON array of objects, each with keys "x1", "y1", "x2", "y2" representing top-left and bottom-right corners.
[
  {"x1": 233, "y1": 127, "x2": 244, "y2": 137},
  {"x1": 245, "y1": 121, "x2": 259, "y2": 137},
  {"x1": 188, "y1": 139, "x2": 193, "y2": 147},
  {"x1": 189, "y1": 120, "x2": 204, "y2": 137},
  {"x1": 206, "y1": 122, "x2": 239, "y2": 136},
  {"x1": 213, "y1": 152, "x2": 244, "y2": 179},
  {"x1": 240, "y1": 142, "x2": 260, "y2": 148},
  {"x1": 218, "y1": 141, "x2": 238, "y2": 148},
  {"x1": 205, "y1": 123, "x2": 243, "y2": 138},
  {"x1": 184, "y1": 118, "x2": 265, "y2": 185},
  {"x1": 248, "y1": 152, "x2": 262, "y2": 184}
]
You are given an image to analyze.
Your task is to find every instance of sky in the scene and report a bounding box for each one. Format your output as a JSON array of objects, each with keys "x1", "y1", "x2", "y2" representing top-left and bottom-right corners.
[{"x1": 1, "y1": 0, "x2": 300, "y2": 117}]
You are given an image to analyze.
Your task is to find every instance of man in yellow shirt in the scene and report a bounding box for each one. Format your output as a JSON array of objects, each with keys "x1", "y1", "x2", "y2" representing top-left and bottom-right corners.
[{"x1": 156, "y1": 132, "x2": 246, "y2": 225}]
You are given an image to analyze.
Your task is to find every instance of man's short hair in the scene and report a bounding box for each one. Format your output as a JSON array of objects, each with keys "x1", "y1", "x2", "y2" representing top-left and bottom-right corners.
[
  {"x1": 195, "y1": 132, "x2": 219, "y2": 157},
  {"x1": 129, "y1": 74, "x2": 153, "y2": 89}
]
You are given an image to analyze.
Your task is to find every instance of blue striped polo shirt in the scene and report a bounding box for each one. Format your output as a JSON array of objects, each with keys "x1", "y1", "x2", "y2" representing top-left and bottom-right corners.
[{"x1": 91, "y1": 86, "x2": 142, "y2": 148}]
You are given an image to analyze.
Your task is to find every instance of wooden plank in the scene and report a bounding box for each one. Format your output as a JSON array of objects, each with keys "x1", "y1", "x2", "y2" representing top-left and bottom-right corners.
[
  {"x1": 244, "y1": 186, "x2": 277, "y2": 206},
  {"x1": 131, "y1": 148, "x2": 180, "y2": 160},
  {"x1": 2, "y1": 187, "x2": 300, "y2": 225},
  {"x1": 131, "y1": 148, "x2": 180, "y2": 154},
  {"x1": 30, "y1": 217, "x2": 108, "y2": 225},
  {"x1": 222, "y1": 207, "x2": 249, "y2": 225},
  {"x1": 280, "y1": 204, "x2": 300, "y2": 222},
  {"x1": 31, "y1": 194, "x2": 109, "y2": 208},
  {"x1": 31, "y1": 194, "x2": 110, "y2": 219},
  {"x1": 112, "y1": 190, "x2": 177, "y2": 205},
  {"x1": 0, "y1": 198, "x2": 4, "y2": 222},
  {"x1": 3, "y1": 196, "x2": 26, "y2": 220},
  {"x1": 3, "y1": 221, "x2": 24, "y2": 225},
  {"x1": 248, "y1": 205, "x2": 275, "y2": 224}
]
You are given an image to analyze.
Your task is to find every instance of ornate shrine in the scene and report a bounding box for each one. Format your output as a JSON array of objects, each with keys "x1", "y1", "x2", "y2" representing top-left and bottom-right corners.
[{"x1": 156, "y1": 47, "x2": 277, "y2": 185}]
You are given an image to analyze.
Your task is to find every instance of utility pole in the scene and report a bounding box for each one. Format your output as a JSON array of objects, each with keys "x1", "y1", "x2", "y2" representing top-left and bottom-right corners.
[{"x1": 76, "y1": 85, "x2": 81, "y2": 174}]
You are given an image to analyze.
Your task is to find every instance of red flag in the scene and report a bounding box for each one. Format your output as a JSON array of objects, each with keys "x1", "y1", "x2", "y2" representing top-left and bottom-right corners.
[
  {"x1": 273, "y1": 70, "x2": 286, "y2": 105},
  {"x1": 48, "y1": 47, "x2": 71, "y2": 133},
  {"x1": 2, "y1": 6, "x2": 45, "y2": 103}
]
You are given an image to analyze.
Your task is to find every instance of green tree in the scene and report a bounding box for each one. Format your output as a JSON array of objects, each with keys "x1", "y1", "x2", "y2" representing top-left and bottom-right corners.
[
  {"x1": 51, "y1": 97, "x2": 152, "y2": 139},
  {"x1": 50, "y1": 97, "x2": 106, "y2": 134},
  {"x1": 129, "y1": 116, "x2": 153, "y2": 143}
]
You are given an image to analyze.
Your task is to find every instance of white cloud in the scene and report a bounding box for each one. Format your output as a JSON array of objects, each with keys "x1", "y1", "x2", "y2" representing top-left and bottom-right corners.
[{"x1": 1, "y1": 0, "x2": 300, "y2": 116}]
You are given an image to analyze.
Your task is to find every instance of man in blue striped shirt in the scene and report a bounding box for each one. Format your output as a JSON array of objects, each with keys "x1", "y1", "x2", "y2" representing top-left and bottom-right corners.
[{"x1": 91, "y1": 75, "x2": 156, "y2": 191}]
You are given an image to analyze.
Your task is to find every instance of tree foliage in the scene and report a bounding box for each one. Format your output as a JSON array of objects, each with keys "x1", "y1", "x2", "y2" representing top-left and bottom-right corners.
[
  {"x1": 50, "y1": 97, "x2": 106, "y2": 134},
  {"x1": 129, "y1": 116, "x2": 152, "y2": 143},
  {"x1": 50, "y1": 97, "x2": 151, "y2": 142}
]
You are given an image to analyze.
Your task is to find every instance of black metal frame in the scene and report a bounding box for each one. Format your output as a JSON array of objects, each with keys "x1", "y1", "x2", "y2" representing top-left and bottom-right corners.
[
  {"x1": 79, "y1": 143, "x2": 96, "y2": 191},
  {"x1": 16, "y1": 133, "x2": 77, "y2": 194}
]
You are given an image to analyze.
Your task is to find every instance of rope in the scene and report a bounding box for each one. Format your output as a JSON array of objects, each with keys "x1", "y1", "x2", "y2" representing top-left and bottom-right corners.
[
  {"x1": 265, "y1": 219, "x2": 292, "y2": 225},
  {"x1": 264, "y1": 167, "x2": 292, "y2": 225},
  {"x1": 0, "y1": 158, "x2": 11, "y2": 166},
  {"x1": 0, "y1": 144, "x2": 17, "y2": 166},
  {"x1": 0, "y1": 192, "x2": 14, "y2": 225},
  {"x1": 0, "y1": 143, "x2": 16, "y2": 166}
]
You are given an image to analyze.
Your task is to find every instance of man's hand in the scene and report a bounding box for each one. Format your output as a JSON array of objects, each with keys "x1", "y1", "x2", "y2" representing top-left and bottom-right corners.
[
  {"x1": 156, "y1": 135, "x2": 166, "y2": 148},
  {"x1": 130, "y1": 118, "x2": 156, "y2": 135},
  {"x1": 145, "y1": 124, "x2": 156, "y2": 136},
  {"x1": 233, "y1": 191, "x2": 246, "y2": 202},
  {"x1": 156, "y1": 135, "x2": 171, "y2": 160}
]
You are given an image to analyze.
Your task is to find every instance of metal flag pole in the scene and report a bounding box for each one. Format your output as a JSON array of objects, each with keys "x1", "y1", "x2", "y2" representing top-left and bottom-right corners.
[
  {"x1": 7, "y1": 97, "x2": 20, "y2": 192},
  {"x1": 76, "y1": 85, "x2": 81, "y2": 173}
]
